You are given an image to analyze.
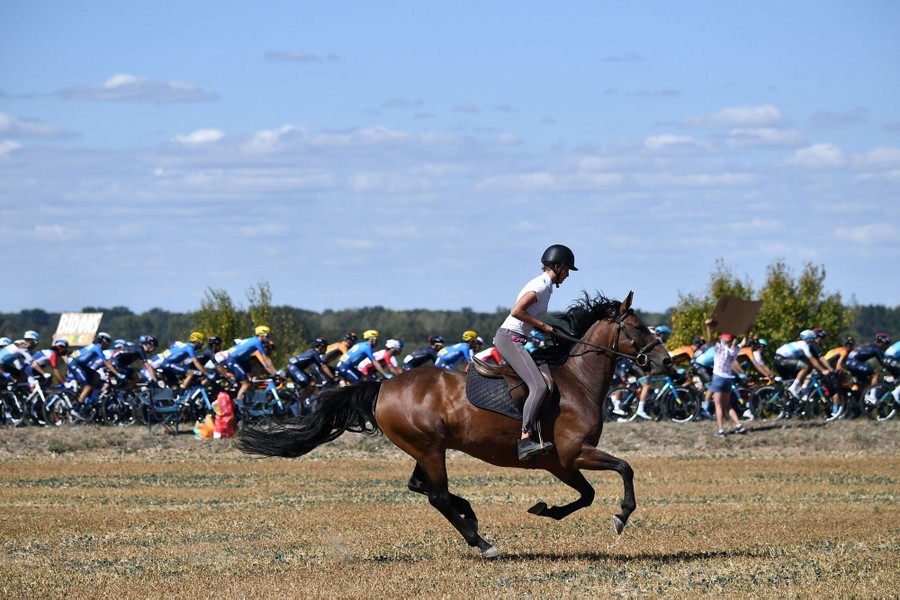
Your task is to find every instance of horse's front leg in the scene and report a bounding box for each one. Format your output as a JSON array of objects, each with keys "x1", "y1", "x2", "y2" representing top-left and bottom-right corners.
[{"x1": 530, "y1": 447, "x2": 635, "y2": 535}]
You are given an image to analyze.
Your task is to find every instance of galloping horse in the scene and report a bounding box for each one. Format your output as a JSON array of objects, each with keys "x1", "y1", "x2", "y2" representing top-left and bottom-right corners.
[{"x1": 237, "y1": 291, "x2": 672, "y2": 558}]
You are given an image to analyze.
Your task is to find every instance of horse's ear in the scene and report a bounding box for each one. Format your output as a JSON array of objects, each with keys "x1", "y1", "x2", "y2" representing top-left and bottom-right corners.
[{"x1": 620, "y1": 291, "x2": 634, "y2": 314}]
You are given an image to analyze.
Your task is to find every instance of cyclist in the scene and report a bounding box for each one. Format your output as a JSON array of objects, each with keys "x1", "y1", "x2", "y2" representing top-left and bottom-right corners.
[
  {"x1": 360, "y1": 338, "x2": 404, "y2": 378},
  {"x1": 435, "y1": 330, "x2": 479, "y2": 372},
  {"x1": 402, "y1": 335, "x2": 444, "y2": 371},
  {"x1": 0, "y1": 331, "x2": 46, "y2": 383},
  {"x1": 31, "y1": 338, "x2": 70, "y2": 385},
  {"x1": 335, "y1": 329, "x2": 389, "y2": 383},
  {"x1": 110, "y1": 337, "x2": 160, "y2": 389},
  {"x1": 159, "y1": 332, "x2": 207, "y2": 390},
  {"x1": 495, "y1": 243, "x2": 575, "y2": 461},
  {"x1": 225, "y1": 326, "x2": 279, "y2": 404},
  {"x1": 669, "y1": 335, "x2": 705, "y2": 367},
  {"x1": 286, "y1": 337, "x2": 337, "y2": 391},
  {"x1": 774, "y1": 330, "x2": 827, "y2": 398},
  {"x1": 473, "y1": 343, "x2": 503, "y2": 366},
  {"x1": 736, "y1": 337, "x2": 775, "y2": 379},
  {"x1": 323, "y1": 332, "x2": 358, "y2": 367},
  {"x1": 884, "y1": 339, "x2": 900, "y2": 374},
  {"x1": 845, "y1": 333, "x2": 891, "y2": 389},
  {"x1": 67, "y1": 332, "x2": 123, "y2": 413},
  {"x1": 632, "y1": 325, "x2": 671, "y2": 420},
  {"x1": 824, "y1": 336, "x2": 855, "y2": 372}
]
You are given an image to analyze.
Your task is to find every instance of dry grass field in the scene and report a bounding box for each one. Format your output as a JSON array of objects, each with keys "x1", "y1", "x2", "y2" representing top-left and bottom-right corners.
[{"x1": 1, "y1": 420, "x2": 898, "y2": 599}]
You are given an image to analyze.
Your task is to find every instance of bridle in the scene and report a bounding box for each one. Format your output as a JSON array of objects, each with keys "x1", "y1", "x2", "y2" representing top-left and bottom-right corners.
[{"x1": 551, "y1": 308, "x2": 661, "y2": 368}]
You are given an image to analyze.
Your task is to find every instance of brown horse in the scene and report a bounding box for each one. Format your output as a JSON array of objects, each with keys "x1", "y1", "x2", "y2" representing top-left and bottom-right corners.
[{"x1": 237, "y1": 292, "x2": 672, "y2": 558}]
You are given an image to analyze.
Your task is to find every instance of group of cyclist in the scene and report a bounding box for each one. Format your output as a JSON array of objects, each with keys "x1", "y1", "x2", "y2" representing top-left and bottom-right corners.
[
  {"x1": 0, "y1": 324, "x2": 495, "y2": 424},
  {"x1": 4, "y1": 299, "x2": 898, "y2": 429}
]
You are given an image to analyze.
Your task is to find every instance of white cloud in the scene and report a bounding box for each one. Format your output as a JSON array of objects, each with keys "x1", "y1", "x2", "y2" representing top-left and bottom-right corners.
[
  {"x1": 682, "y1": 104, "x2": 788, "y2": 128},
  {"x1": 634, "y1": 172, "x2": 756, "y2": 187},
  {"x1": 834, "y1": 223, "x2": 896, "y2": 244},
  {"x1": 0, "y1": 140, "x2": 22, "y2": 156},
  {"x1": 643, "y1": 134, "x2": 708, "y2": 153},
  {"x1": 0, "y1": 112, "x2": 67, "y2": 138},
  {"x1": 241, "y1": 125, "x2": 306, "y2": 154},
  {"x1": 852, "y1": 147, "x2": 900, "y2": 169},
  {"x1": 171, "y1": 129, "x2": 225, "y2": 145},
  {"x1": 784, "y1": 143, "x2": 846, "y2": 169},
  {"x1": 34, "y1": 224, "x2": 76, "y2": 240},
  {"x1": 56, "y1": 74, "x2": 218, "y2": 103},
  {"x1": 726, "y1": 128, "x2": 804, "y2": 148},
  {"x1": 265, "y1": 50, "x2": 338, "y2": 62}
]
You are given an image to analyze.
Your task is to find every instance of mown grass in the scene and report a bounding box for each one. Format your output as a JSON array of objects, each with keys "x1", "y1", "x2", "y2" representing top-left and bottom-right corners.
[{"x1": 1, "y1": 421, "x2": 898, "y2": 598}]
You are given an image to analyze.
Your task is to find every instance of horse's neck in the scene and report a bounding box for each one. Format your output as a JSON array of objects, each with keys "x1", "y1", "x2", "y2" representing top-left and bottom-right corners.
[{"x1": 559, "y1": 321, "x2": 616, "y2": 402}]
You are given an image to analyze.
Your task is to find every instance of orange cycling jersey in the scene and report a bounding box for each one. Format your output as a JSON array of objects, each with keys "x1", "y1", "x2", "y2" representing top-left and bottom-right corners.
[
  {"x1": 824, "y1": 346, "x2": 849, "y2": 368},
  {"x1": 668, "y1": 345, "x2": 695, "y2": 364}
]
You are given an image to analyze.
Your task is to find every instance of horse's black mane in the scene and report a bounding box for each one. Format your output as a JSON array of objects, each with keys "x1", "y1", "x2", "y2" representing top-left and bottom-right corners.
[{"x1": 534, "y1": 291, "x2": 622, "y2": 365}]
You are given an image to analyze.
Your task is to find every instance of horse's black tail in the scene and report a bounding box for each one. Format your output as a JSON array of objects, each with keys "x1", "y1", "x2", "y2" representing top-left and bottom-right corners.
[{"x1": 235, "y1": 381, "x2": 382, "y2": 458}]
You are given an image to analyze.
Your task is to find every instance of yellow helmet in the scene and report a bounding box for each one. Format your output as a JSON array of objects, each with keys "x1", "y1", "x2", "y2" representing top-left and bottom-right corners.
[
  {"x1": 462, "y1": 330, "x2": 478, "y2": 342},
  {"x1": 363, "y1": 329, "x2": 380, "y2": 340},
  {"x1": 188, "y1": 331, "x2": 205, "y2": 343},
  {"x1": 255, "y1": 325, "x2": 271, "y2": 336}
]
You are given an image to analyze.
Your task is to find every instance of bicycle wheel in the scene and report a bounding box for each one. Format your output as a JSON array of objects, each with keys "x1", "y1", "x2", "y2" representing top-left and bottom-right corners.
[
  {"x1": 861, "y1": 383, "x2": 897, "y2": 421},
  {"x1": 731, "y1": 385, "x2": 754, "y2": 420},
  {"x1": 102, "y1": 391, "x2": 136, "y2": 426},
  {"x1": 664, "y1": 387, "x2": 700, "y2": 423},
  {"x1": 752, "y1": 386, "x2": 787, "y2": 420},
  {"x1": 604, "y1": 386, "x2": 637, "y2": 422},
  {"x1": 43, "y1": 392, "x2": 73, "y2": 426},
  {"x1": 1, "y1": 390, "x2": 26, "y2": 426}
]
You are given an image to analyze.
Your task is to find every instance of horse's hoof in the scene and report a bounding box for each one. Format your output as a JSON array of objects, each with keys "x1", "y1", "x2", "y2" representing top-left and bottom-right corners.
[
  {"x1": 527, "y1": 501, "x2": 548, "y2": 516},
  {"x1": 480, "y1": 545, "x2": 500, "y2": 559},
  {"x1": 612, "y1": 515, "x2": 626, "y2": 535}
]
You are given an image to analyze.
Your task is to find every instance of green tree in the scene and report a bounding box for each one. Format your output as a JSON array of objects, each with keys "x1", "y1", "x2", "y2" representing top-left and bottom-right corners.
[
  {"x1": 670, "y1": 260, "x2": 755, "y2": 347},
  {"x1": 247, "y1": 281, "x2": 306, "y2": 366},
  {"x1": 195, "y1": 288, "x2": 242, "y2": 347}
]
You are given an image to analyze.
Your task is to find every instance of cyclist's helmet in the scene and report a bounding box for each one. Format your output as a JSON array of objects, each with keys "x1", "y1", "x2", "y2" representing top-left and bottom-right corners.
[
  {"x1": 385, "y1": 339, "x2": 403, "y2": 351},
  {"x1": 113, "y1": 339, "x2": 127, "y2": 350},
  {"x1": 655, "y1": 325, "x2": 672, "y2": 337},
  {"x1": 208, "y1": 335, "x2": 222, "y2": 346},
  {"x1": 757, "y1": 338, "x2": 769, "y2": 348},
  {"x1": 262, "y1": 338, "x2": 276, "y2": 352},
  {"x1": 540, "y1": 244, "x2": 578, "y2": 270},
  {"x1": 53, "y1": 339, "x2": 69, "y2": 353},
  {"x1": 842, "y1": 336, "x2": 855, "y2": 348},
  {"x1": 139, "y1": 334, "x2": 159, "y2": 348},
  {"x1": 0, "y1": 337, "x2": 11, "y2": 346},
  {"x1": 429, "y1": 335, "x2": 444, "y2": 346},
  {"x1": 24, "y1": 330, "x2": 40, "y2": 342},
  {"x1": 255, "y1": 325, "x2": 271, "y2": 337},
  {"x1": 692, "y1": 335, "x2": 705, "y2": 346},
  {"x1": 363, "y1": 329, "x2": 379, "y2": 340},
  {"x1": 344, "y1": 332, "x2": 358, "y2": 344},
  {"x1": 813, "y1": 328, "x2": 827, "y2": 339},
  {"x1": 875, "y1": 333, "x2": 891, "y2": 344},
  {"x1": 800, "y1": 329, "x2": 816, "y2": 341},
  {"x1": 314, "y1": 337, "x2": 328, "y2": 349},
  {"x1": 189, "y1": 331, "x2": 205, "y2": 344},
  {"x1": 96, "y1": 332, "x2": 112, "y2": 346},
  {"x1": 462, "y1": 330, "x2": 478, "y2": 342},
  {"x1": 475, "y1": 336, "x2": 484, "y2": 347}
]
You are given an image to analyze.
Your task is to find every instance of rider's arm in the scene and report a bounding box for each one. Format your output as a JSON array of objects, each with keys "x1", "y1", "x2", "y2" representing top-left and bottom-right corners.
[{"x1": 511, "y1": 291, "x2": 553, "y2": 335}]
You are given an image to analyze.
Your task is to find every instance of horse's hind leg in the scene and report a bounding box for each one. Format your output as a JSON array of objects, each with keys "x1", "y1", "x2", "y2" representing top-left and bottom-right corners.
[
  {"x1": 408, "y1": 464, "x2": 479, "y2": 531},
  {"x1": 407, "y1": 461, "x2": 497, "y2": 558}
]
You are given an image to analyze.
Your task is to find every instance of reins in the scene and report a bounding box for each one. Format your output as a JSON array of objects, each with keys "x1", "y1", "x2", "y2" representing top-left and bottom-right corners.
[{"x1": 551, "y1": 308, "x2": 661, "y2": 368}]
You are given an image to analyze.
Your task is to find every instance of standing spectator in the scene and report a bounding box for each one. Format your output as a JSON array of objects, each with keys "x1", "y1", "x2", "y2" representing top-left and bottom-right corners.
[{"x1": 707, "y1": 319, "x2": 747, "y2": 437}]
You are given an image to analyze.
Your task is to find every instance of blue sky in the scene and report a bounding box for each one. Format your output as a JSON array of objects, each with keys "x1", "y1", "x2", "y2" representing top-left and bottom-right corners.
[{"x1": 2, "y1": 1, "x2": 898, "y2": 317}]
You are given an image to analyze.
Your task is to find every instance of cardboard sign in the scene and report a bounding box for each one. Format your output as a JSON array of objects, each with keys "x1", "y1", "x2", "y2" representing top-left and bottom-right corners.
[
  {"x1": 53, "y1": 312, "x2": 103, "y2": 346},
  {"x1": 709, "y1": 295, "x2": 761, "y2": 336}
]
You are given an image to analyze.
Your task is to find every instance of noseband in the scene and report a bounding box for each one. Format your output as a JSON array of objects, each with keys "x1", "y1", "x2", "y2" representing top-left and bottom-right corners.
[{"x1": 553, "y1": 308, "x2": 660, "y2": 367}]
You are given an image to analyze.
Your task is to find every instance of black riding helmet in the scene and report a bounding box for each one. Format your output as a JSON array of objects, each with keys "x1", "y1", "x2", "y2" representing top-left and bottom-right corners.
[{"x1": 541, "y1": 244, "x2": 578, "y2": 288}]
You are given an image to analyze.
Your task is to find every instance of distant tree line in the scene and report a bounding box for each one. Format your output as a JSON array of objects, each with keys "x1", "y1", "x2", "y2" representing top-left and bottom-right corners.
[{"x1": 3, "y1": 264, "x2": 897, "y2": 368}]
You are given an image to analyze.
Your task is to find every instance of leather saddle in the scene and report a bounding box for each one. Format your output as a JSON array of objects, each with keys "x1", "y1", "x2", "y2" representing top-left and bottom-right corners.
[{"x1": 465, "y1": 356, "x2": 556, "y2": 419}]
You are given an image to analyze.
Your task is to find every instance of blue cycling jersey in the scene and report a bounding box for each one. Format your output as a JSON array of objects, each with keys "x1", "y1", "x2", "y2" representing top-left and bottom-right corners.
[
  {"x1": 289, "y1": 348, "x2": 326, "y2": 370},
  {"x1": 228, "y1": 337, "x2": 266, "y2": 363},
  {"x1": 886, "y1": 341, "x2": 900, "y2": 360},
  {"x1": 434, "y1": 342, "x2": 472, "y2": 369},
  {"x1": 692, "y1": 345, "x2": 714, "y2": 368},
  {"x1": 160, "y1": 341, "x2": 196, "y2": 366},
  {"x1": 338, "y1": 342, "x2": 376, "y2": 368},
  {"x1": 69, "y1": 343, "x2": 105, "y2": 368}
]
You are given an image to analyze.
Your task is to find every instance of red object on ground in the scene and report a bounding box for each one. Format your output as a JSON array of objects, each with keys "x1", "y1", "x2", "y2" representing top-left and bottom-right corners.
[{"x1": 214, "y1": 391, "x2": 235, "y2": 438}]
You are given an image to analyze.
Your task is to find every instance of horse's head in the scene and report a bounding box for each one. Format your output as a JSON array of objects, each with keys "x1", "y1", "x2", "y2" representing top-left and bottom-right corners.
[{"x1": 609, "y1": 291, "x2": 673, "y2": 371}]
